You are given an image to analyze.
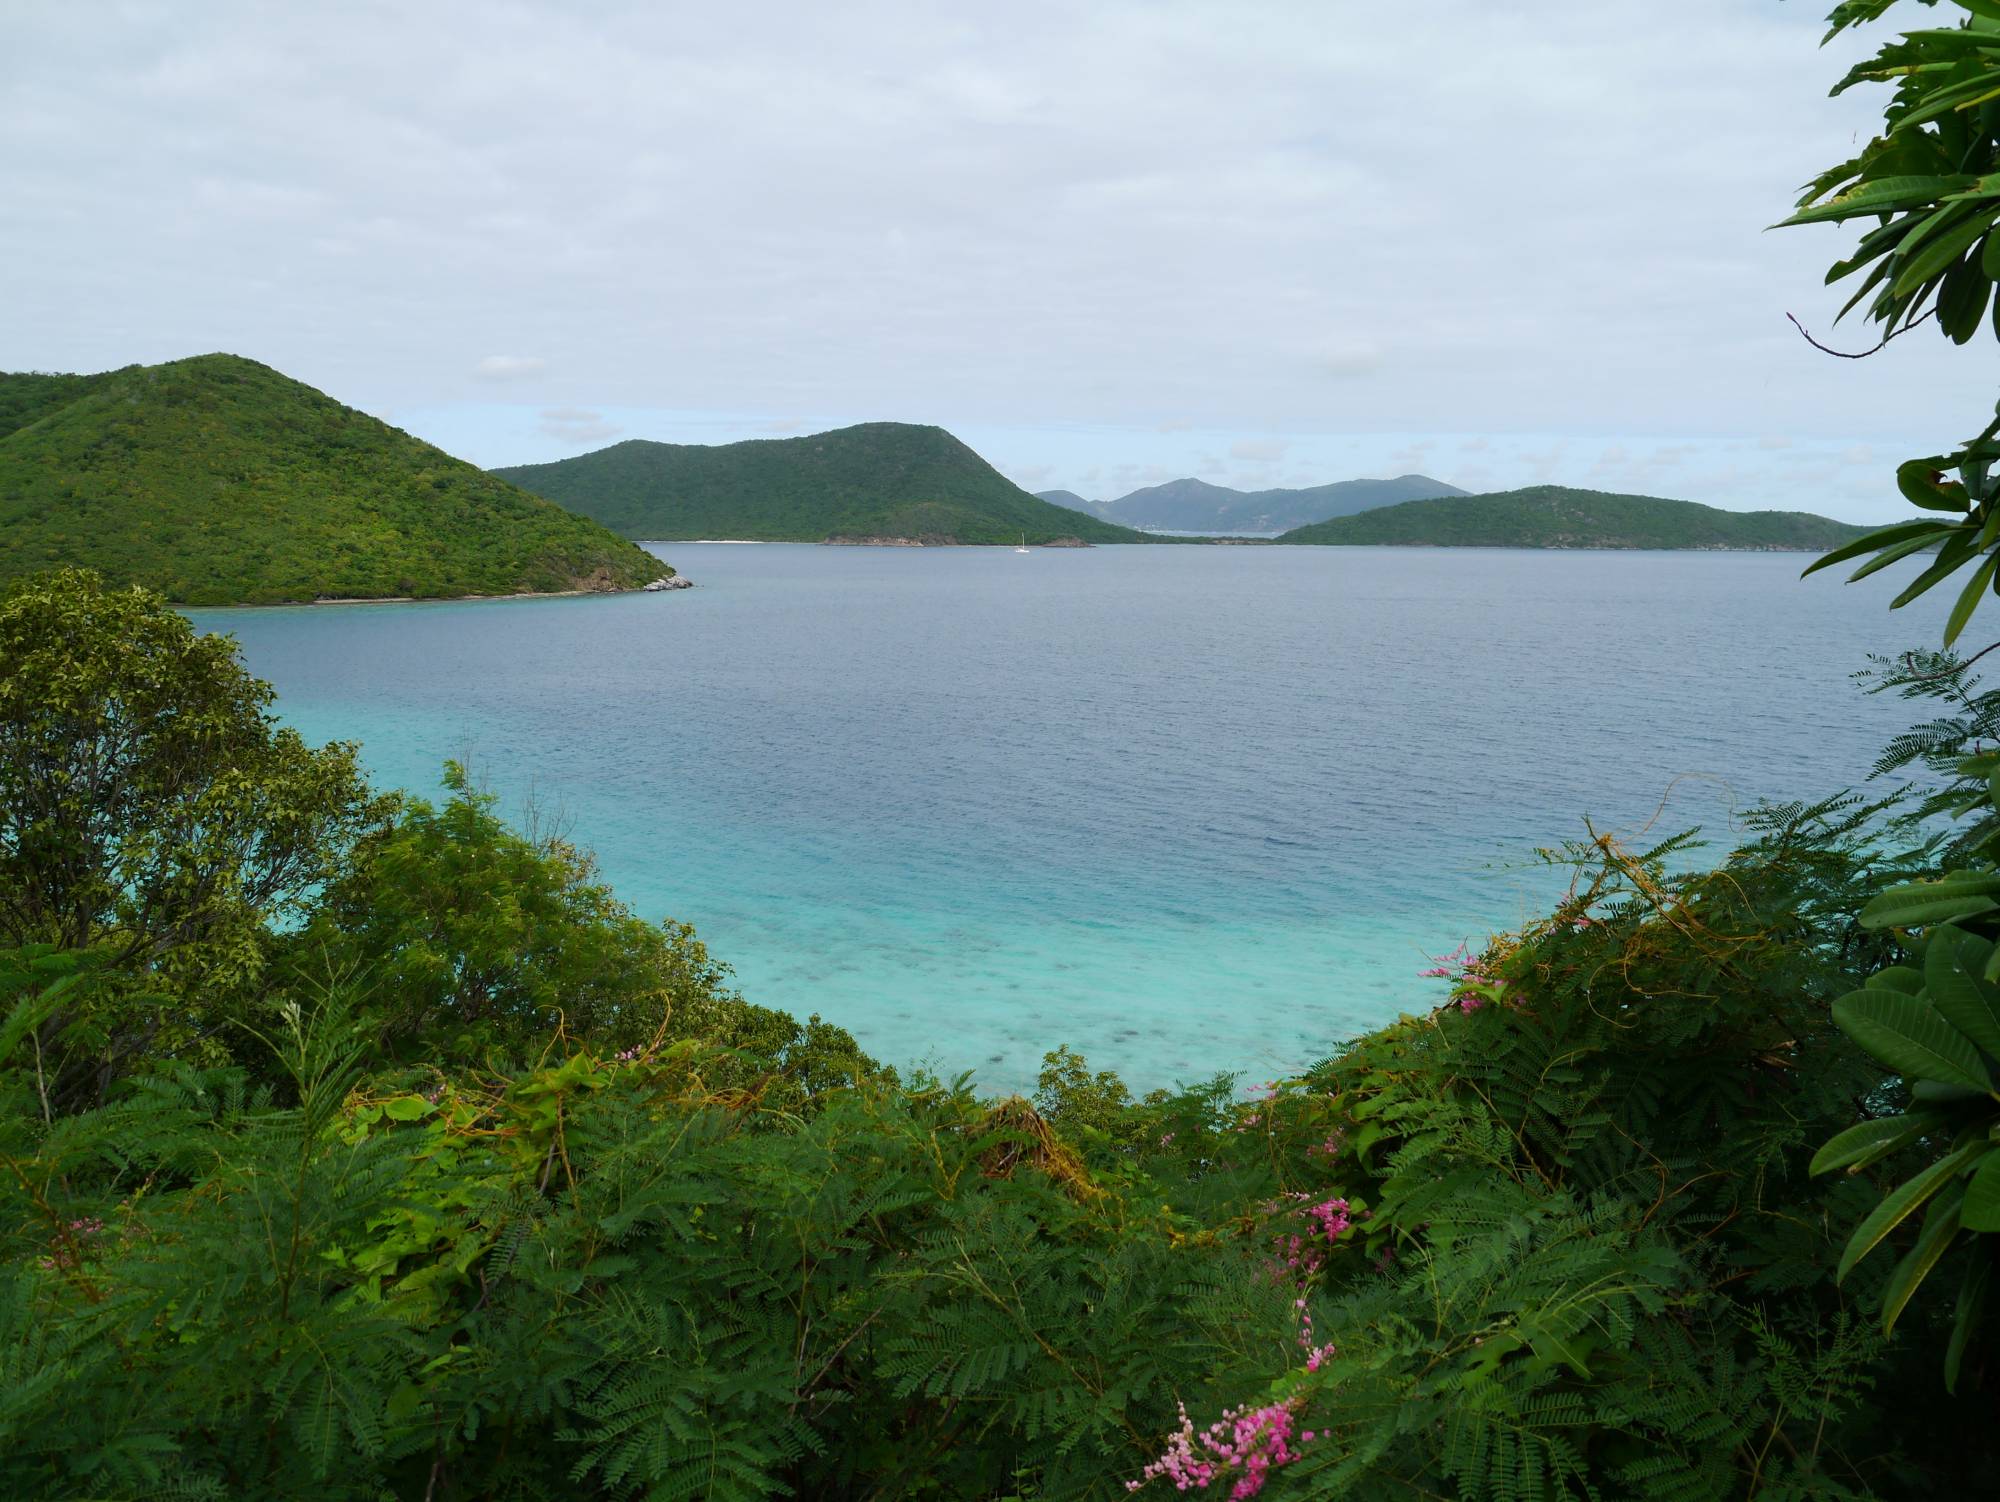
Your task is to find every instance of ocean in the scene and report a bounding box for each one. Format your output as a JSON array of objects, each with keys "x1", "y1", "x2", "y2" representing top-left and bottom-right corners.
[{"x1": 192, "y1": 542, "x2": 1949, "y2": 1094}]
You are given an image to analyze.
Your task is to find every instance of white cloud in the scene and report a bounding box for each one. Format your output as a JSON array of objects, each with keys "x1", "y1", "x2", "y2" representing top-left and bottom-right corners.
[
  {"x1": 0, "y1": 0, "x2": 1973, "y2": 516},
  {"x1": 537, "y1": 406, "x2": 618, "y2": 444},
  {"x1": 1229, "y1": 438, "x2": 1288, "y2": 462},
  {"x1": 476, "y1": 354, "x2": 546, "y2": 380},
  {"x1": 1314, "y1": 342, "x2": 1384, "y2": 380}
]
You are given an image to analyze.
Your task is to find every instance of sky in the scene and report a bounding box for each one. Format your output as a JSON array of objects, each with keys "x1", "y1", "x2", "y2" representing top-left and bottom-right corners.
[{"x1": 5, "y1": 0, "x2": 1997, "y2": 522}]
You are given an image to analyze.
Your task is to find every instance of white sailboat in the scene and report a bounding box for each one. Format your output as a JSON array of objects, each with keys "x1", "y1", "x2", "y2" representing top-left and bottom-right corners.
[{"x1": 1015, "y1": 533, "x2": 1031, "y2": 553}]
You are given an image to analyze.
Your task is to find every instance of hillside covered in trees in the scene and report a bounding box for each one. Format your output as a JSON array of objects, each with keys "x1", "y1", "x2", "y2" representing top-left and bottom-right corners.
[
  {"x1": 496, "y1": 422, "x2": 1147, "y2": 544},
  {"x1": 0, "y1": 355, "x2": 669, "y2": 604},
  {"x1": 1279, "y1": 484, "x2": 1870, "y2": 550},
  {"x1": 1045, "y1": 473, "x2": 1465, "y2": 533}
]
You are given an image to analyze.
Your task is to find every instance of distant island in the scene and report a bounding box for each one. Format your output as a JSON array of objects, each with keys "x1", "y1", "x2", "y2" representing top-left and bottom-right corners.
[
  {"x1": 1040, "y1": 474, "x2": 1464, "y2": 533},
  {"x1": 495, "y1": 423, "x2": 1147, "y2": 545},
  {"x1": 1277, "y1": 485, "x2": 1870, "y2": 551},
  {"x1": 0, "y1": 355, "x2": 669, "y2": 605}
]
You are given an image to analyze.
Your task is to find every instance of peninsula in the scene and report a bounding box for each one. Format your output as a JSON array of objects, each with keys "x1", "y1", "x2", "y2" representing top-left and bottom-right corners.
[
  {"x1": 1278, "y1": 484, "x2": 1870, "y2": 551},
  {"x1": 0, "y1": 355, "x2": 670, "y2": 605}
]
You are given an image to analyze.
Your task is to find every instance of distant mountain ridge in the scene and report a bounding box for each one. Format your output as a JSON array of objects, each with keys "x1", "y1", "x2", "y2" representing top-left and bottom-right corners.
[
  {"x1": 1278, "y1": 485, "x2": 1869, "y2": 551},
  {"x1": 1038, "y1": 473, "x2": 1464, "y2": 533},
  {"x1": 1034, "y1": 488, "x2": 1095, "y2": 513},
  {"x1": 0, "y1": 355, "x2": 668, "y2": 604},
  {"x1": 496, "y1": 424, "x2": 1145, "y2": 545}
]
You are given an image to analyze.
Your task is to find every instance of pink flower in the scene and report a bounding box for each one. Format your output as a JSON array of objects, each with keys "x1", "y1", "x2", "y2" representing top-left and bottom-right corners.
[
  {"x1": 1423, "y1": 941, "x2": 1508, "y2": 1013},
  {"x1": 1130, "y1": 1397, "x2": 1313, "y2": 1498},
  {"x1": 1265, "y1": 1194, "x2": 1354, "y2": 1279},
  {"x1": 37, "y1": 1216, "x2": 107, "y2": 1273}
]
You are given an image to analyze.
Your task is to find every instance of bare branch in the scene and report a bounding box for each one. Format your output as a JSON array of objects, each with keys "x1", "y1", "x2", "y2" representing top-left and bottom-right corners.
[{"x1": 1785, "y1": 307, "x2": 1935, "y2": 359}]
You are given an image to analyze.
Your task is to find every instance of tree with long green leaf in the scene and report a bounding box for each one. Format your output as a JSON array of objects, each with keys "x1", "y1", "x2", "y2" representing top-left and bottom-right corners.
[{"x1": 1793, "y1": 0, "x2": 2000, "y2": 1387}]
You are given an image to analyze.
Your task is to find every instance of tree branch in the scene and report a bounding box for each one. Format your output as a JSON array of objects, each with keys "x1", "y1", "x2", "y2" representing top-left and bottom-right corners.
[
  {"x1": 1785, "y1": 307, "x2": 1935, "y2": 359},
  {"x1": 1900, "y1": 640, "x2": 2000, "y2": 682}
]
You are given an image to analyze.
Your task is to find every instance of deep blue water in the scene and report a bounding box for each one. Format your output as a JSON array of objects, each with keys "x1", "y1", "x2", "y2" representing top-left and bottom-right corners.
[{"x1": 191, "y1": 544, "x2": 1947, "y2": 1094}]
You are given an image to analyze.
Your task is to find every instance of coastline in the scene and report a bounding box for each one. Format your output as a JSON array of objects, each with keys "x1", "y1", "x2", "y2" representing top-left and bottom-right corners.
[{"x1": 187, "y1": 582, "x2": 677, "y2": 610}]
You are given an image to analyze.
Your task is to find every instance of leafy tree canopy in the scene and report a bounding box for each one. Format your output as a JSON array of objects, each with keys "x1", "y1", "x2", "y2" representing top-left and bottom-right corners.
[{"x1": 0, "y1": 569, "x2": 387, "y2": 1109}]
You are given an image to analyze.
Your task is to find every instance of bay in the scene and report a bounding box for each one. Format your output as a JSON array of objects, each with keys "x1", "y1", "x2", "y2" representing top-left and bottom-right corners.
[{"x1": 192, "y1": 543, "x2": 1947, "y2": 1094}]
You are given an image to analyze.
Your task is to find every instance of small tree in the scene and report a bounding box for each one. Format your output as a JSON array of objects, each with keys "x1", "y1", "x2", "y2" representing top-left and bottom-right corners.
[
  {"x1": 0, "y1": 568, "x2": 385, "y2": 1105},
  {"x1": 292, "y1": 763, "x2": 884, "y2": 1100}
]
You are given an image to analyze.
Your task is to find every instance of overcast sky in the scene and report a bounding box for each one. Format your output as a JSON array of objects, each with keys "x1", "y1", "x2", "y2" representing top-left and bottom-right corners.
[{"x1": 6, "y1": 0, "x2": 1994, "y2": 520}]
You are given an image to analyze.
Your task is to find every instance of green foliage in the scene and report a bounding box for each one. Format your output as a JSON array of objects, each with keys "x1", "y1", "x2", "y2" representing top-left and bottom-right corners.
[
  {"x1": 0, "y1": 354, "x2": 670, "y2": 603},
  {"x1": 0, "y1": 569, "x2": 387, "y2": 1110},
  {"x1": 1792, "y1": 2, "x2": 2000, "y2": 639},
  {"x1": 1248, "y1": 802, "x2": 1937, "y2": 1500},
  {"x1": 1279, "y1": 486, "x2": 1869, "y2": 550},
  {"x1": 292, "y1": 761, "x2": 882, "y2": 1106},
  {"x1": 0, "y1": 998, "x2": 1278, "y2": 1500},
  {"x1": 494, "y1": 422, "x2": 1151, "y2": 545},
  {"x1": 1857, "y1": 645, "x2": 2000, "y2": 858},
  {"x1": 5, "y1": 784, "x2": 1987, "y2": 1498},
  {"x1": 1793, "y1": 1, "x2": 2000, "y2": 1385},
  {"x1": 0, "y1": 371, "x2": 103, "y2": 441},
  {"x1": 1813, "y1": 847, "x2": 2000, "y2": 1387}
]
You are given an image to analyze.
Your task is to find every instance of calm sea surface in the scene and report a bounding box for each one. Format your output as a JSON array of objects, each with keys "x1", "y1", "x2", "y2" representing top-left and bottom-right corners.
[{"x1": 192, "y1": 544, "x2": 1949, "y2": 1094}]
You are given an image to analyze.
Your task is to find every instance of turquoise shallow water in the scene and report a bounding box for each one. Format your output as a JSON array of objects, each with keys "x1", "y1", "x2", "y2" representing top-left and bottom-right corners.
[{"x1": 192, "y1": 543, "x2": 1946, "y2": 1094}]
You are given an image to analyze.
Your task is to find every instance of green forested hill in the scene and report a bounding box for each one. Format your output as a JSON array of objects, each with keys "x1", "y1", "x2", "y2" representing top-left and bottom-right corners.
[
  {"x1": 494, "y1": 423, "x2": 1147, "y2": 544},
  {"x1": 1278, "y1": 484, "x2": 1870, "y2": 550},
  {"x1": 0, "y1": 355, "x2": 669, "y2": 604},
  {"x1": 1062, "y1": 473, "x2": 1466, "y2": 533}
]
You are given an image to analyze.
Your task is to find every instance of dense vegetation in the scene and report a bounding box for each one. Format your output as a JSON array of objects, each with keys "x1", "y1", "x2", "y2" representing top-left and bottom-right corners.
[
  {"x1": 1044, "y1": 475, "x2": 1465, "y2": 534},
  {"x1": 1277, "y1": 485, "x2": 1870, "y2": 550},
  {"x1": 0, "y1": 355, "x2": 668, "y2": 604},
  {"x1": 495, "y1": 423, "x2": 1147, "y2": 545}
]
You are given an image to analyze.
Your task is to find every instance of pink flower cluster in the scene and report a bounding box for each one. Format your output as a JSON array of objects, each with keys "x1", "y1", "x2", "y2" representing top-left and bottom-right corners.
[
  {"x1": 1294, "y1": 1298, "x2": 1335, "y2": 1372},
  {"x1": 1420, "y1": 943, "x2": 1499, "y2": 1012},
  {"x1": 1269, "y1": 1193, "x2": 1353, "y2": 1278},
  {"x1": 37, "y1": 1216, "x2": 105, "y2": 1273},
  {"x1": 1129, "y1": 1398, "x2": 1312, "y2": 1497}
]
